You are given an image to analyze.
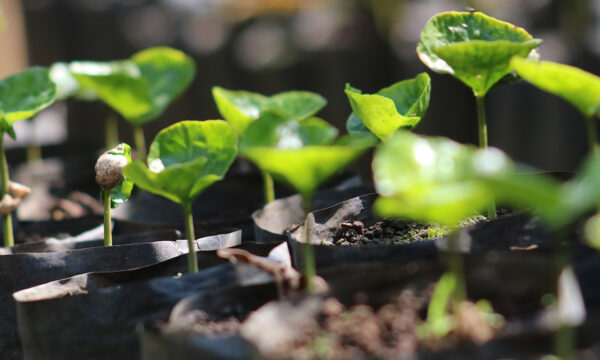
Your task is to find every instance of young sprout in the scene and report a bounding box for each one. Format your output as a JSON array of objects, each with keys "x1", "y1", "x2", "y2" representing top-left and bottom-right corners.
[
  {"x1": 212, "y1": 87, "x2": 326, "y2": 204},
  {"x1": 510, "y1": 58, "x2": 600, "y2": 156},
  {"x1": 0, "y1": 67, "x2": 57, "y2": 247},
  {"x1": 70, "y1": 47, "x2": 196, "y2": 160},
  {"x1": 240, "y1": 113, "x2": 376, "y2": 291},
  {"x1": 122, "y1": 120, "x2": 238, "y2": 273},
  {"x1": 95, "y1": 143, "x2": 133, "y2": 247},
  {"x1": 417, "y1": 11, "x2": 542, "y2": 218},
  {"x1": 345, "y1": 72, "x2": 431, "y2": 141}
]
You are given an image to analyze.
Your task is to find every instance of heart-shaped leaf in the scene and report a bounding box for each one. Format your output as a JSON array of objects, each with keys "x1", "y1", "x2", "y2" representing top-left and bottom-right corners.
[
  {"x1": 212, "y1": 86, "x2": 326, "y2": 134},
  {"x1": 345, "y1": 73, "x2": 431, "y2": 141},
  {"x1": 417, "y1": 11, "x2": 541, "y2": 96},
  {"x1": 122, "y1": 120, "x2": 238, "y2": 206},
  {"x1": 240, "y1": 114, "x2": 374, "y2": 196},
  {"x1": 100, "y1": 143, "x2": 134, "y2": 209},
  {"x1": 374, "y1": 131, "x2": 559, "y2": 226},
  {"x1": 71, "y1": 47, "x2": 195, "y2": 125},
  {"x1": 510, "y1": 57, "x2": 600, "y2": 118},
  {"x1": 0, "y1": 67, "x2": 57, "y2": 125}
]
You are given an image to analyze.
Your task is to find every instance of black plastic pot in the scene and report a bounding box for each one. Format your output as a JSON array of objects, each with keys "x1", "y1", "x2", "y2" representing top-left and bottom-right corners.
[
  {"x1": 135, "y1": 253, "x2": 597, "y2": 360},
  {"x1": 1, "y1": 229, "x2": 241, "y2": 359},
  {"x1": 286, "y1": 194, "x2": 552, "y2": 271},
  {"x1": 252, "y1": 183, "x2": 374, "y2": 243},
  {"x1": 13, "y1": 241, "x2": 277, "y2": 360}
]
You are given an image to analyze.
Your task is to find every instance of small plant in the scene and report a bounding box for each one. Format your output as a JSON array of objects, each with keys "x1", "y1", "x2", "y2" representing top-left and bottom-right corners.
[
  {"x1": 212, "y1": 86, "x2": 327, "y2": 204},
  {"x1": 240, "y1": 113, "x2": 376, "y2": 291},
  {"x1": 70, "y1": 47, "x2": 196, "y2": 160},
  {"x1": 345, "y1": 72, "x2": 431, "y2": 141},
  {"x1": 0, "y1": 67, "x2": 57, "y2": 247},
  {"x1": 510, "y1": 58, "x2": 600, "y2": 156},
  {"x1": 122, "y1": 120, "x2": 238, "y2": 273},
  {"x1": 95, "y1": 143, "x2": 133, "y2": 247},
  {"x1": 417, "y1": 11, "x2": 542, "y2": 218}
]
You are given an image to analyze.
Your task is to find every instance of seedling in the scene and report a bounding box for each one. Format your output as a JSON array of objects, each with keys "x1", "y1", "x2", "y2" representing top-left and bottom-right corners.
[
  {"x1": 417, "y1": 11, "x2": 542, "y2": 218},
  {"x1": 95, "y1": 143, "x2": 133, "y2": 247},
  {"x1": 71, "y1": 47, "x2": 196, "y2": 160},
  {"x1": 122, "y1": 120, "x2": 238, "y2": 273},
  {"x1": 345, "y1": 72, "x2": 431, "y2": 141},
  {"x1": 0, "y1": 67, "x2": 57, "y2": 246},
  {"x1": 212, "y1": 87, "x2": 326, "y2": 203},
  {"x1": 240, "y1": 113, "x2": 376, "y2": 291},
  {"x1": 510, "y1": 58, "x2": 600, "y2": 156}
]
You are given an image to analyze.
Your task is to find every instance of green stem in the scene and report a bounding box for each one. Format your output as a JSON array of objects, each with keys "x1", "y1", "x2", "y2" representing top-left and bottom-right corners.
[
  {"x1": 183, "y1": 202, "x2": 198, "y2": 273},
  {"x1": 301, "y1": 193, "x2": 316, "y2": 293},
  {"x1": 584, "y1": 115, "x2": 600, "y2": 158},
  {"x1": 105, "y1": 112, "x2": 119, "y2": 150},
  {"x1": 475, "y1": 94, "x2": 497, "y2": 219},
  {"x1": 261, "y1": 170, "x2": 275, "y2": 204},
  {"x1": 447, "y1": 232, "x2": 466, "y2": 306},
  {"x1": 0, "y1": 136, "x2": 13, "y2": 247},
  {"x1": 133, "y1": 125, "x2": 147, "y2": 162},
  {"x1": 103, "y1": 191, "x2": 112, "y2": 246}
]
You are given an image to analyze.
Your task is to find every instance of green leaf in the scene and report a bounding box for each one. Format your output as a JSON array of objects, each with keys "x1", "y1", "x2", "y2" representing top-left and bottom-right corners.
[
  {"x1": 584, "y1": 213, "x2": 600, "y2": 250},
  {"x1": 417, "y1": 11, "x2": 541, "y2": 96},
  {"x1": 130, "y1": 47, "x2": 196, "y2": 126},
  {"x1": 71, "y1": 60, "x2": 154, "y2": 120},
  {"x1": 0, "y1": 67, "x2": 57, "y2": 125},
  {"x1": 212, "y1": 86, "x2": 326, "y2": 134},
  {"x1": 345, "y1": 73, "x2": 431, "y2": 141},
  {"x1": 373, "y1": 131, "x2": 560, "y2": 226},
  {"x1": 510, "y1": 57, "x2": 600, "y2": 118},
  {"x1": 104, "y1": 143, "x2": 133, "y2": 209},
  {"x1": 122, "y1": 120, "x2": 238, "y2": 205}
]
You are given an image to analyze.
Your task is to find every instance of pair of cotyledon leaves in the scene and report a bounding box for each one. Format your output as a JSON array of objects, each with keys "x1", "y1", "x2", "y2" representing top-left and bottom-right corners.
[
  {"x1": 54, "y1": 47, "x2": 195, "y2": 126},
  {"x1": 213, "y1": 87, "x2": 376, "y2": 197},
  {"x1": 374, "y1": 130, "x2": 600, "y2": 230},
  {"x1": 0, "y1": 67, "x2": 57, "y2": 138}
]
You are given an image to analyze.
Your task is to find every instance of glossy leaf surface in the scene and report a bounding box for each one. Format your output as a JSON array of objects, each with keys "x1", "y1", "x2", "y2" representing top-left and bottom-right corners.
[
  {"x1": 0, "y1": 67, "x2": 57, "y2": 124},
  {"x1": 345, "y1": 73, "x2": 430, "y2": 141},
  {"x1": 212, "y1": 86, "x2": 326, "y2": 134},
  {"x1": 123, "y1": 120, "x2": 238, "y2": 205},
  {"x1": 417, "y1": 11, "x2": 541, "y2": 96},
  {"x1": 510, "y1": 58, "x2": 600, "y2": 117}
]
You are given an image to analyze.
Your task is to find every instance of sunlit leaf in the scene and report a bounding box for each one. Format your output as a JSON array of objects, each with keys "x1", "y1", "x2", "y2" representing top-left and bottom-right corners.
[
  {"x1": 510, "y1": 57, "x2": 600, "y2": 118},
  {"x1": 0, "y1": 67, "x2": 57, "y2": 125},
  {"x1": 417, "y1": 11, "x2": 541, "y2": 96},
  {"x1": 122, "y1": 120, "x2": 238, "y2": 206},
  {"x1": 345, "y1": 73, "x2": 430, "y2": 141}
]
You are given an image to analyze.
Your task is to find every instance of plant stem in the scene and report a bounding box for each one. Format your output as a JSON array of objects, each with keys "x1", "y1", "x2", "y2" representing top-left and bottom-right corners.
[
  {"x1": 475, "y1": 95, "x2": 497, "y2": 219},
  {"x1": 133, "y1": 125, "x2": 147, "y2": 162},
  {"x1": 105, "y1": 112, "x2": 119, "y2": 150},
  {"x1": 0, "y1": 135, "x2": 13, "y2": 247},
  {"x1": 261, "y1": 170, "x2": 275, "y2": 204},
  {"x1": 301, "y1": 193, "x2": 316, "y2": 293},
  {"x1": 103, "y1": 191, "x2": 112, "y2": 247},
  {"x1": 553, "y1": 229, "x2": 575, "y2": 359},
  {"x1": 584, "y1": 115, "x2": 600, "y2": 158},
  {"x1": 183, "y1": 202, "x2": 198, "y2": 273},
  {"x1": 447, "y1": 232, "x2": 466, "y2": 306}
]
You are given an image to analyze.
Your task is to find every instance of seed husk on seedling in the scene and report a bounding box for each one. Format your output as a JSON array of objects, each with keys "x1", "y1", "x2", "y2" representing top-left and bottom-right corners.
[
  {"x1": 70, "y1": 47, "x2": 196, "y2": 160},
  {"x1": 345, "y1": 72, "x2": 431, "y2": 141},
  {"x1": 417, "y1": 11, "x2": 542, "y2": 218},
  {"x1": 240, "y1": 112, "x2": 376, "y2": 291},
  {"x1": 510, "y1": 58, "x2": 600, "y2": 156},
  {"x1": 95, "y1": 143, "x2": 133, "y2": 247},
  {"x1": 212, "y1": 86, "x2": 327, "y2": 204},
  {"x1": 0, "y1": 67, "x2": 57, "y2": 247},
  {"x1": 122, "y1": 120, "x2": 238, "y2": 273}
]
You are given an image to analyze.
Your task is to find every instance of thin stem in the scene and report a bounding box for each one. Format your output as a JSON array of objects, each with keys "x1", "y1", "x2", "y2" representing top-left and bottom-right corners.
[
  {"x1": 447, "y1": 232, "x2": 466, "y2": 306},
  {"x1": 103, "y1": 191, "x2": 112, "y2": 247},
  {"x1": 584, "y1": 115, "x2": 600, "y2": 158},
  {"x1": 261, "y1": 170, "x2": 275, "y2": 204},
  {"x1": 301, "y1": 192, "x2": 316, "y2": 293},
  {"x1": 133, "y1": 125, "x2": 147, "y2": 162},
  {"x1": 475, "y1": 94, "x2": 497, "y2": 219},
  {"x1": 105, "y1": 112, "x2": 119, "y2": 150},
  {"x1": 0, "y1": 135, "x2": 13, "y2": 247},
  {"x1": 553, "y1": 229, "x2": 574, "y2": 359},
  {"x1": 183, "y1": 202, "x2": 198, "y2": 273}
]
